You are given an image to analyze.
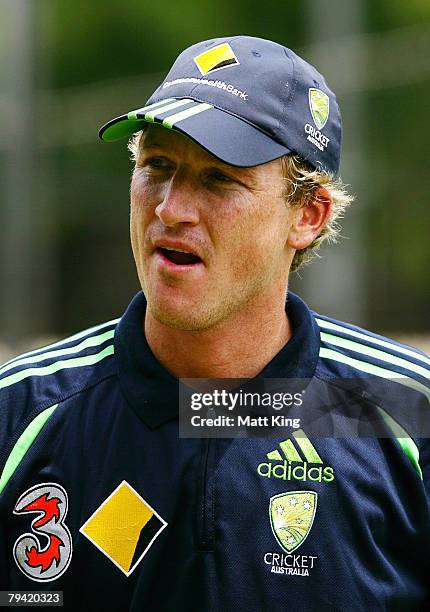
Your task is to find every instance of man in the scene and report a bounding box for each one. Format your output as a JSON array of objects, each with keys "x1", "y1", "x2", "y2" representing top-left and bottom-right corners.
[{"x1": 0, "y1": 36, "x2": 429, "y2": 611}]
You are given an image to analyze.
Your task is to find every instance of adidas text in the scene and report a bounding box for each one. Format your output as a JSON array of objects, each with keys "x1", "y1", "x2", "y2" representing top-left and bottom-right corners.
[{"x1": 257, "y1": 460, "x2": 335, "y2": 483}]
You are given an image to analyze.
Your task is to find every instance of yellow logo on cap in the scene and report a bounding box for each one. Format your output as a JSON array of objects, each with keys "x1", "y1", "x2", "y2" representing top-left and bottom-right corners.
[
  {"x1": 309, "y1": 88, "x2": 330, "y2": 130},
  {"x1": 79, "y1": 481, "x2": 167, "y2": 576},
  {"x1": 194, "y1": 42, "x2": 239, "y2": 76}
]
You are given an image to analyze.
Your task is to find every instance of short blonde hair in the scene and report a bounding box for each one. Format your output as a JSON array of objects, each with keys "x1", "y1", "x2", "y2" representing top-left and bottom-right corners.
[
  {"x1": 128, "y1": 131, "x2": 353, "y2": 273},
  {"x1": 281, "y1": 155, "x2": 354, "y2": 272},
  {"x1": 128, "y1": 130, "x2": 143, "y2": 162}
]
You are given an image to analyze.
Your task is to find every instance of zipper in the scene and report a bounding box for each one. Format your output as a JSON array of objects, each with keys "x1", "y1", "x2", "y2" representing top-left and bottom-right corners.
[{"x1": 196, "y1": 407, "x2": 216, "y2": 551}]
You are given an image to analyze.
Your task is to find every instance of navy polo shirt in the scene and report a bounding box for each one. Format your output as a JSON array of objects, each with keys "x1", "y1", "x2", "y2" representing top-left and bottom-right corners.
[{"x1": 0, "y1": 290, "x2": 429, "y2": 611}]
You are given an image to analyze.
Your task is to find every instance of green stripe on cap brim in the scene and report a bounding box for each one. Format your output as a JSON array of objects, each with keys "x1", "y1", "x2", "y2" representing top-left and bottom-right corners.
[
  {"x1": 99, "y1": 98, "x2": 209, "y2": 142},
  {"x1": 99, "y1": 97, "x2": 181, "y2": 142},
  {"x1": 99, "y1": 115, "x2": 147, "y2": 142},
  {"x1": 99, "y1": 98, "x2": 291, "y2": 167}
]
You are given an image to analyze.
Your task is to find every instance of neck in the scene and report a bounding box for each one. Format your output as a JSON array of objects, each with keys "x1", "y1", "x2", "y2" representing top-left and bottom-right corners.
[{"x1": 144, "y1": 289, "x2": 292, "y2": 380}]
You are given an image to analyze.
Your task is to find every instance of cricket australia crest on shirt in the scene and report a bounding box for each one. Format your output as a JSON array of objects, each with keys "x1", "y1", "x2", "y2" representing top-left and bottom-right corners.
[
  {"x1": 270, "y1": 491, "x2": 317, "y2": 553},
  {"x1": 13, "y1": 483, "x2": 73, "y2": 582},
  {"x1": 264, "y1": 491, "x2": 318, "y2": 578}
]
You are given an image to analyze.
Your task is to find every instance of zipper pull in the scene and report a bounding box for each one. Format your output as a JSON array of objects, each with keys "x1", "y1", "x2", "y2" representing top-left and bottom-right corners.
[{"x1": 207, "y1": 406, "x2": 217, "y2": 419}]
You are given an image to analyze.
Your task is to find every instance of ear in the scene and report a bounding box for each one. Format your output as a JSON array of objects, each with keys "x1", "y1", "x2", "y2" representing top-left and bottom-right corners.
[{"x1": 287, "y1": 186, "x2": 332, "y2": 250}]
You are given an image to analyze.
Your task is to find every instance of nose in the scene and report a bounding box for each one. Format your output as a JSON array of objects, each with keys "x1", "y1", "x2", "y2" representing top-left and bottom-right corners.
[{"x1": 155, "y1": 171, "x2": 200, "y2": 227}]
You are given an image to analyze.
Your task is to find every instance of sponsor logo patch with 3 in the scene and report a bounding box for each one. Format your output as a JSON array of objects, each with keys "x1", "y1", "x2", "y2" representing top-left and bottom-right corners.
[{"x1": 13, "y1": 482, "x2": 73, "y2": 582}]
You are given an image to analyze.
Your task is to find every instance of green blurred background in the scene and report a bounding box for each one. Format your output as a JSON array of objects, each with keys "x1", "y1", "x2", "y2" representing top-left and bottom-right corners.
[{"x1": 1, "y1": 0, "x2": 429, "y2": 355}]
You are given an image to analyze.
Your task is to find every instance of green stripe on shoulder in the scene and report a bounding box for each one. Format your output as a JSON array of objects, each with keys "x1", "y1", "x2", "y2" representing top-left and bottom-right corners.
[
  {"x1": 0, "y1": 344, "x2": 114, "y2": 391},
  {"x1": 320, "y1": 331, "x2": 430, "y2": 381},
  {"x1": 315, "y1": 317, "x2": 430, "y2": 367},
  {"x1": 319, "y1": 347, "x2": 430, "y2": 401},
  {"x1": 375, "y1": 405, "x2": 422, "y2": 480},
  {"x1": 0, "y1": 404, "x2": 58, "y2": 495},
  {"x1": 396, "y1": 437, "x2": 422, "y2": 480},
  {"x1": 0, "y1": 329, "x2": 115, "y2": 378},
  {"x1": 0, "y1": 318, "x2": 119, "y2": 372}
]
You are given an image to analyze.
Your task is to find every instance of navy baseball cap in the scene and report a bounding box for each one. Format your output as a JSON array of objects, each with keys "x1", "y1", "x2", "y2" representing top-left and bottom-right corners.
[{"x1": 99, "y1": 36, "x2": 342, "y2": 176}]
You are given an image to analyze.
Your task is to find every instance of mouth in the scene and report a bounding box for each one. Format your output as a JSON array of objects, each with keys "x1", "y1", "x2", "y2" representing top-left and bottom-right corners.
[{"x1": 156, "y1": 247, "x2": 203, "y2": 266}]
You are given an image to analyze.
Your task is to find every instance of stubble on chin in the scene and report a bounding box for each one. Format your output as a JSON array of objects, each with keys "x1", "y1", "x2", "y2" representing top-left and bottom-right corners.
[
  {"x1": 145, "y1": 276, "x2": 266, "y2": 333},
  {"x1": 145, "y1": 298, "x2": 222, "y2": 332}
]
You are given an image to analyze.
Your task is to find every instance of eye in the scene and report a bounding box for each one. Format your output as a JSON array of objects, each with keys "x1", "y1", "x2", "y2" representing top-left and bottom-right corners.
[
  {"x1": 210, "y1": 170, "x2": 232, "y2": 183},
  {"x1": 146, "y1": 156, "x2": 171, "y2": 169}
]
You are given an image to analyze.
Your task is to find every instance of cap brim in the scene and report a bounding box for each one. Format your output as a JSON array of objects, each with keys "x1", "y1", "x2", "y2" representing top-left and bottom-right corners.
[{"x1": 99, "y1": 97, "x2": 291, "y2": 167}]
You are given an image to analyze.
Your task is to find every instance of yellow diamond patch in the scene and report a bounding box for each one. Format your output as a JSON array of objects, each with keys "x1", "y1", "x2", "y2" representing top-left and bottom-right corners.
[
  {"x1": 194, "y1": 42, "x2": 239, "y2": 75},
  {"x1": 79, "y1": 480, "x2": 167, "y2": 576}
]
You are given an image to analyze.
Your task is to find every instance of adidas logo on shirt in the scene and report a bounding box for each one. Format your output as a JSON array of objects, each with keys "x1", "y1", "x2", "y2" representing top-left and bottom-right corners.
[{"x1": 257, "y1": 430, "x2": 334, "y2": 483}]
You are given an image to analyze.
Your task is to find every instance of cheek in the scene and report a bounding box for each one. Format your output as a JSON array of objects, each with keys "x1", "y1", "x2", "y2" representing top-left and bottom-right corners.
[
  {"x1": 130, "y1": 170, "x2": 165, "y2": 210},
  {"x1": 129, "y1": 178, "x2": 156, "y2": 260},
  {"x1": 130, "y1": 174, "x2": 159, "y2": 226},
  {"x1": 214, "y1": 197, "x2": 290, "y2": 272}
]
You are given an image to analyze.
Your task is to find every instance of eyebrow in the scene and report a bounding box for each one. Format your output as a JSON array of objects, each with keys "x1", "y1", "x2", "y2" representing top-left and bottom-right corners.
[{"x1": 139, "y1": 143, "x2": 163, "y2": 150}]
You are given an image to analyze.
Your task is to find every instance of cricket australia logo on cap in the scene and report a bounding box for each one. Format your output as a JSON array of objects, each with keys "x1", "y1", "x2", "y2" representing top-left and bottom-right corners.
[
  {"x1": 309, "y1": 88, "x2": 330, "y2": 130},
  {"x1": 304, "y1": 88, "x2": 331, "y2": 152},
  {"x1": 194, "y1": 42, "x2": 240, "y2": 75}
]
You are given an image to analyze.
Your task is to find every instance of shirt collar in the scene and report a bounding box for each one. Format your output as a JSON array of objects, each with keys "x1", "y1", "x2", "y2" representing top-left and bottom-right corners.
[{"x1": 115, "y1": 290, "x2": 321, "y2": 428}]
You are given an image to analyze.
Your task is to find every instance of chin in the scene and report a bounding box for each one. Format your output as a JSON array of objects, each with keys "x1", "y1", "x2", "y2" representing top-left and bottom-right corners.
[
  {"x1": 147, "y1": 289, "x2": 229, "y2": 331},
  {"x1": 147, "y1": 302, "x2": 211, "y2": 331},
  {"x1": 144, "y1": 277, "x2": 241, "y2": 332}
]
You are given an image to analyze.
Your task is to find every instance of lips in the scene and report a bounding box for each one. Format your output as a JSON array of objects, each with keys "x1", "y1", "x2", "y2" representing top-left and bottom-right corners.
[
  {"x1": 153, "y1": 238, "x2": 204, "y2": 267},
  {"x1": 157, "y1": 247, "x2": 202, "y2": 265}
]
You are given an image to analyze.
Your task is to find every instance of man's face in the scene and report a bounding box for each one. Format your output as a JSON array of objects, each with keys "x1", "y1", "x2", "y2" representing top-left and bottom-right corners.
[{"x1": 130, "y1": 124, "x2": 298, "y2": 331}]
